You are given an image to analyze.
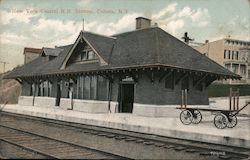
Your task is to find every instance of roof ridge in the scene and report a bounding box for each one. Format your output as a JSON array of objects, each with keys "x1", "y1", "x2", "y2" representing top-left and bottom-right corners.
[
  {"x1": 82, "y1": 31, "x2": 117, "y2": 39},
  {"x1": 57, "y1": 44, "x2": 73, "y2": 48},
  {"x1": 112, "y1": 26, "x2": 158, "y2": 37}
]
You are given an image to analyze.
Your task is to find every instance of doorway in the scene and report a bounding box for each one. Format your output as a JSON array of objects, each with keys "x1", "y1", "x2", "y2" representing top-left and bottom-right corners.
[
  {"x1": 118, "y1": 83, "x2": 134, "y2": 113},
  {"x1": 55, "y1": 83, "x2": 61, "y2": 106}
]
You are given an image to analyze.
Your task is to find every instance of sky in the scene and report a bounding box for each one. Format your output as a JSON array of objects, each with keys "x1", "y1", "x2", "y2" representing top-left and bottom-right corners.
[{"x1": 0, "y1": 0, "x2": 249, "y2": 73}]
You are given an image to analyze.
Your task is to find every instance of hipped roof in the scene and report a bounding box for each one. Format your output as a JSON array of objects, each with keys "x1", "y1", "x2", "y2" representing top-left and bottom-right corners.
[{"x1": 4, "y1": 27, "x2": 240, "y2": 79}]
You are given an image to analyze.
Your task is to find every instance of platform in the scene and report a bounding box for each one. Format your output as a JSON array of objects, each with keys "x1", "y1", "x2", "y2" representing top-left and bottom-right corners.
[{"x1": 1, "y1": 104, "x2": 250, "y2": 149}]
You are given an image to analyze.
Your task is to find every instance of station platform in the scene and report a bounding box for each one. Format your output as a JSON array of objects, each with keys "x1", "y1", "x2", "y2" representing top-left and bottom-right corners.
[{"x1": 1, "y1": 104, "x2": 250, "y2": 149}]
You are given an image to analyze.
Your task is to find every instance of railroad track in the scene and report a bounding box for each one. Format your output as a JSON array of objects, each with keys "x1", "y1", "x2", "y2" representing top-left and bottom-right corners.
[
  {"x1": 0, "y1": 124, "x2": 125, "y2": 159},
  {"x1": 0, "y1": 111, "x2": 250, "y2": 159},
  {"x1": 0, "y1": 138, "x2": 53, "y2": 159}
]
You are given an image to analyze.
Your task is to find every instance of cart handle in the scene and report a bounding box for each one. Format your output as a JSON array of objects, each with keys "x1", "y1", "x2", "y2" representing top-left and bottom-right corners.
[{"x1": 232, "y1": 101, "x2": 250, "y2": 116}]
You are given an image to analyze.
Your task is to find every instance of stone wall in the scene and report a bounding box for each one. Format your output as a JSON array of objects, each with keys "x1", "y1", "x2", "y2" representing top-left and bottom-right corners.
[
  {"x1": 18, "y1": 96, "x2": 33, "y2": 106},
  {"x1": 60, "y1": 98, "x2": 110, "y2": 113},
  {"x1": 33, "y1": 97, "x2": 56, "y2": 107},
  {"x1": 133, "y1": 103, "x2": 209, "y2": 117}
]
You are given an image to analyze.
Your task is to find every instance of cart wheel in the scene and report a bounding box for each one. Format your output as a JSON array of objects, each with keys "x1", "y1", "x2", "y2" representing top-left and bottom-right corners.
[
  {"x1": 180, "y1": 110, "x2": 193, "y2": 125},
  {"x1": 192, "y1": 110, "x2": 202, "y2": 124},
  {"x1": 227, "y1": 115, "x2": 237, "y2": 128},
  {"x1": 214, "y1": 113, "x2": 228, "y2": 129}
]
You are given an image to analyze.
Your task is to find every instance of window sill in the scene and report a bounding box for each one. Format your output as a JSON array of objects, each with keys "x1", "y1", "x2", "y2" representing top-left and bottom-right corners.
[{"x1": 75, "y1": 59, "x2": 99, "y2": 64}]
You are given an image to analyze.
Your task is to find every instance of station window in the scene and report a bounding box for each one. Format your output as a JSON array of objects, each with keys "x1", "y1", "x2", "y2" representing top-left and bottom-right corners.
[
  {"x1": 81, "y1": 49, "x2": 97, "y2": 61},
  {"x1": 38, "y1": 80, "x2": 52, "y2": 97},
  {"x1": 165, "y1": 73, "x2": 174, "y2": 90},
  {"x1": 76, "y1": 75, "x2": 109, "y2": 101},
  {"x1": 240, "y1": 65, "x2": 246, "y2": 75},
  {"x1": 224, "y1": 50, "x2": 226, "y2": 59}
]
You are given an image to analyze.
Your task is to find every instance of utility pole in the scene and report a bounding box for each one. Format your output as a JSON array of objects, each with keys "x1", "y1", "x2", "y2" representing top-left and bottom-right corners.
[
  {"x1": 0, "y1": 61, "x2": 8, "y2": 73},
  {"x1": 182, "y1": 32, "x2": 194, "y2": 44},
  {"x1": 82, "y1": 18, "x2": 84, "y2": 31}
]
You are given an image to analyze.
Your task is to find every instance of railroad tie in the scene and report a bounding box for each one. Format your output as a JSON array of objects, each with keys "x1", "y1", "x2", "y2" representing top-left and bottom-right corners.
[
  {"x1": 174, "y1": 146, "x2": 186, "y2": 151},
  {"x1": 124, "y1": 137, "x2": 136, "y2": 142},
  {"x1": 135, "y1": 139, "x2": 144, "y2": 143},
  {"x1": 114, "y1": 136, "x2": 126, "y2": 140},
  {"x1": 105, "y1": 134, "x2": 115, "y2": 138},
  {"x1": 143, "y1": 141, "x2": 154, "y2": 145},
  {"x1": 154, "y1": 143, "x2": 165, "y2": 147},
  {"x1": 164, "y1": 145, "x2": 175, "y2": 149},
  {"x1": 185, "y1": 149, "x2": 197, "y2": 153}
]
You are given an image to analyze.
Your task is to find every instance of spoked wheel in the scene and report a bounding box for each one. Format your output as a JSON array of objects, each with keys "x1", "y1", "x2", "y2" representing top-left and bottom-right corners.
[
  {"x1": 180, "y1": 110, "x2": 193, "y2": 125},
  {"x1": 192, "y1": 110, "x2": 202, "y2": 124},
  {"x1": 227, "y1": 114, "x2": 237, "y2": 128},
  {"x1": 214, "y1": 113, "x2": 228, "y2": 129}
]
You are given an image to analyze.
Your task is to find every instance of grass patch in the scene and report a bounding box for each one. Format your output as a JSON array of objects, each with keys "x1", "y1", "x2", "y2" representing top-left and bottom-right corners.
[{"x1": 207, "y1": 84, "x2": 250, "y2": 97}]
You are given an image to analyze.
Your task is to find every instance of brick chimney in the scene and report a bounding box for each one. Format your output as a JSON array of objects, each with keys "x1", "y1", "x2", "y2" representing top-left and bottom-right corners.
[{"x1": 136, "y1": 17, "x2": 151, "y2": 29}]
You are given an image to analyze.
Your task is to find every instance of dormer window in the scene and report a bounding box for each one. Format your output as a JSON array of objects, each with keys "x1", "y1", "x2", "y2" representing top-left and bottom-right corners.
[{"x1": 81, "y1": 49, "x2": 97, "y2": 61}]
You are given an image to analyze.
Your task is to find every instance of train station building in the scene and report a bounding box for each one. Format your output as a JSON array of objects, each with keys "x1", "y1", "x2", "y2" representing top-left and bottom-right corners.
[{"x1": 4, "y1": 17, "x2": 240, "y2": 117}]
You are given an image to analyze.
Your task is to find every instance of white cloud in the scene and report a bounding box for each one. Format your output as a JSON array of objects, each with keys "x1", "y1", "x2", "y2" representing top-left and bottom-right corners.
[
  {"x1": 178, "y1": 6, "x2": 192, "y2": 17},
  {"x1": 86, "y1": 13, "x2": 142, "y2": 35},
  {"x1": 0, "y1": 9, "x2": 38, "y2": 25},
  {"x1": 0, "y1": 12, "x2": 142, "y2": 48},
  {"x1": 163, "y1": 19, "x2": 185, "y2": 35},
  {"x1": 152, "y1": 2, "x2": 177, "y2": 20},
  {"x1": 32, "y1": 18, "x2": 81, "y2": 44},
  {"x1": 0, "y1": 32, "x2": 29, "y2": 45},
  {"x1": 150, "y1": 4, "x2": 210, "y2": 37},
  {"x1": 211, "y1": 16, "x2": 250, "y2": 42},
  {"x1": 0, "y1": 18, "x2": 82, "y2": 48},
  {"x1": 190, "y1": 8, "x2": 210, "y2": 27},
  {"x1": 77, "y1": 0, "x2": 91, "y2": 6}
]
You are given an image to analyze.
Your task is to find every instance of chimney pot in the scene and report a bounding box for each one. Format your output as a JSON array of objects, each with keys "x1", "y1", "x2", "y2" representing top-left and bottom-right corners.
[{"x1": 136, "y1": 17, "x2": 151, "y2": 29}]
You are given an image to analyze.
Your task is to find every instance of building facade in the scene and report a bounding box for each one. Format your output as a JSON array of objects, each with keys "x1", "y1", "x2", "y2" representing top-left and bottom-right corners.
[
  {"x1": 23, "y1": 47, "x2": 42, "y2": 64},
  {"x1": 4, "y1": 17, "x2": 240, "y2": 117},
  {"x1": 193, "y1": 39, "x2": 250, "y2": 84}
]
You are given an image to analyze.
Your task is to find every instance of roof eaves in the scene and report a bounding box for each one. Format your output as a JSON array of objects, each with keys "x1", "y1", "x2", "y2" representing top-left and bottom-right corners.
[{"x1": 59, "y1": 32, "x2": 82, "y2": 70}]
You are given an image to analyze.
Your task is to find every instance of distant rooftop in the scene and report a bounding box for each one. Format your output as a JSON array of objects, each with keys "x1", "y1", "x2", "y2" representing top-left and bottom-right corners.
[{"x1": 23, "y1": 47, "x2": 42, "y2": 54}]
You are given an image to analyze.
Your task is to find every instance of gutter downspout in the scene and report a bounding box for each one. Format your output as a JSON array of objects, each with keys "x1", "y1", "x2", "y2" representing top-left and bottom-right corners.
[
  {"x1": 108, "y1": 80, "x2": 112, "y2": 113},
  {"x1": 32, "y1": 83, "x2": 36, "y2": 106}
]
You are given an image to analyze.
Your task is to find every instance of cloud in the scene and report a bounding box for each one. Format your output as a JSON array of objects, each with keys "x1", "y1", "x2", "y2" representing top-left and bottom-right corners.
[
  {"x1": 32, "y1": 18, "x2": 81, "y2": 44},
  {"x1": 178, "y1": 7, "x2": 210, "y2": 27},
  {"x1": 150, "y1": 3, "x2": 210, "y2": 37},
  {"x1": 152, "y1": 2, "x2": 177, "y2": 20},
  {"x1": 0, "y1": 18, "x2": 82, "y2": 48},
  {"x1": 86, "y1": 13, "x2": 142, "y2": 35},
  {"x1": 213, "y1": 16, "x2": 250, "y2": 41},
  {"x1": 162, "y1": 19, "x2": 185, "y2": 35},
  {"x1": 0, "y1": 12, "x2": 142, "y2": 48},
  {"x1": 190, "y1": 8, "x2": 210, "y2": 27},
  {"x1": 0, "y1": 32, "x2": 30, "y2": 45},
  {"x1": 77, "y1": 0, "x2": 91, "y2": 6},
  {"x1": 0, "y1": 9, "x2": 38, "y2": 25},
  {"x1": 178, "y1": 6, "x2": 192, "y2": 17}
]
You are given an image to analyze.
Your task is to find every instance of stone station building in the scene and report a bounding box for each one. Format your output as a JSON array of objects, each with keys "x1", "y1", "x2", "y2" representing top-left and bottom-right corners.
[{"x1": 4, "y1": 17, "x2": 240, "y2": 117}]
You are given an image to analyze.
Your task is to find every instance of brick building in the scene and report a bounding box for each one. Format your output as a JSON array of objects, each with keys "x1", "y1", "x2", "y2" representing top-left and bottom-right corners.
[
  {"x1": 4, "y1": 17, "x2": 240, "y2": 117},
  {"x1": 23, "y1": 47, "x2": 42, "y2": 64},
  {"x1": 192, "y1": 39, "x2": 250, "y2": 84}
]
